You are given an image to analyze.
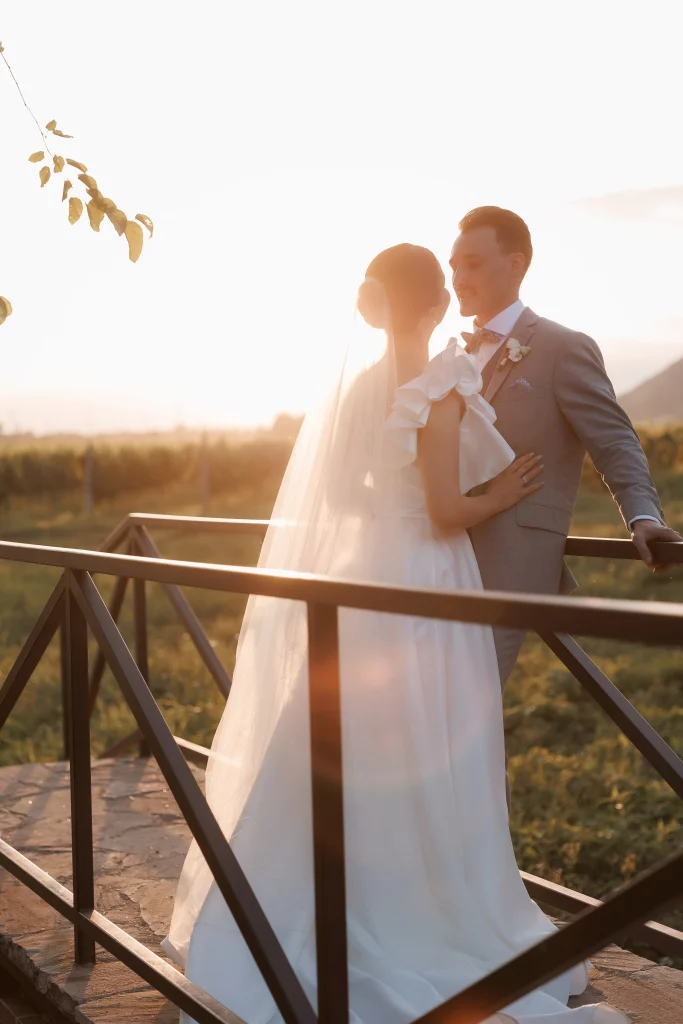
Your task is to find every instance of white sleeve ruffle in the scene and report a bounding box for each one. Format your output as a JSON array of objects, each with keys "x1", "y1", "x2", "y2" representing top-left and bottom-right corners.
[{"x1": 384, "y1": 343, "x2": 515, "y2": 493}]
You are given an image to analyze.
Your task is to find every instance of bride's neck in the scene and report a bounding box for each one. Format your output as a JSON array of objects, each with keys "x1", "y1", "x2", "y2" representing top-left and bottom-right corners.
[{"x1": 394, "y1": 333, "x2": 430, "y2": 386}]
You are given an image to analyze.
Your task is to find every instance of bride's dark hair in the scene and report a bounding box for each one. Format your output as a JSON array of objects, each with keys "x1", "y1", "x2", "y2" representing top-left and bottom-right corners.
[{"x1": 357, "y1": 243, "x2": 445, "y2": 337}]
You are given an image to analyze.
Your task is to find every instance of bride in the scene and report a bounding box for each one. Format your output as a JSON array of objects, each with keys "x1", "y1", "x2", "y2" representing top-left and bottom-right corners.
[{"x1": 162, "y1": 244, "x2": 626, "y2": 1024}]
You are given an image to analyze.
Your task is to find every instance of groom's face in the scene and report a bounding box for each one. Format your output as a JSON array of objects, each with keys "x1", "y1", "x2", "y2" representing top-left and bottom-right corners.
[{"x1": 449, "y1": 226, "x2": 517, "y2": 320}]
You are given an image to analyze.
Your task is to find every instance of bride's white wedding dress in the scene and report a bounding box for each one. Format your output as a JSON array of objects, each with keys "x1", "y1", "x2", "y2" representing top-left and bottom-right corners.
[{"x1": 163, "y1": 342, "x2": 626, "y2": 1024}]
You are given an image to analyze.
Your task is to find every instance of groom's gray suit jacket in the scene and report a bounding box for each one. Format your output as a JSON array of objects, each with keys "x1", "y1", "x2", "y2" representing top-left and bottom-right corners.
[{"x1": 467, "y1": 307, "x2": 663, "y2": 681}]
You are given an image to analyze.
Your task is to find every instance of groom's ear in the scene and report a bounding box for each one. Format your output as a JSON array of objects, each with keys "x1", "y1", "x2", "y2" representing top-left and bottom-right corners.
[{"x1": 510, "y1": 251, "x2": 527, "y2": 282}]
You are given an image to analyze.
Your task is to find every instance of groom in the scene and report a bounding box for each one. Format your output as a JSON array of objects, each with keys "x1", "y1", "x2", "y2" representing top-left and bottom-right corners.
[{"x1": 450, "y1": 205, "x2": 681, "y2": 685}]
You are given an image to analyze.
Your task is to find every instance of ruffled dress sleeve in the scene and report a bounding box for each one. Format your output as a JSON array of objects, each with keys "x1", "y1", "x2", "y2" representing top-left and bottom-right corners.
[{"x1": 383, "y1": 341, "x2": 515, "y2": 493}]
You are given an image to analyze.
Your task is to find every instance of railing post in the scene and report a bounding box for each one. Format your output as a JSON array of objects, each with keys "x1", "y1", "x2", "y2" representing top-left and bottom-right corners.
[
  {"x1": 89, "y1": 567, "x2": 131, "y2": 717},
  {"x1": 60, "y1": 611, "x2": 70, "y2": 762},
  {"x1": 135, "y1": 525, "x2": 232, "y2": 699},
  {"x1": 132, "y1": 537, "x2": 151, "y2": 758},
  {"x1": 307, "y1": 602, "x2": 348, "y2": 1024},
  {"x1": 65, "y1": 572, "x2": 96, "y2": 965}
]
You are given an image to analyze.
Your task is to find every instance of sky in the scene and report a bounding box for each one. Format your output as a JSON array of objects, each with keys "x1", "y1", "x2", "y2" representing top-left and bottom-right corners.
[{"x1": 2, "y1": 0, "x2": 683, "y2": 434}]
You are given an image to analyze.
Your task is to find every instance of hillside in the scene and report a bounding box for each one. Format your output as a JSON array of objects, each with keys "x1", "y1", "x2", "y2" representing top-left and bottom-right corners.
[{"x1": 619, "y1": 355, "x2": 683, "y2": 422}]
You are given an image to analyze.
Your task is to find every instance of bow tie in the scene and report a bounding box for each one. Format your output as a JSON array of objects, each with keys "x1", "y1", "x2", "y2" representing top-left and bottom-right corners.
[{"x1": 460, "y1": 328, "x2": 502, "y2": 354}]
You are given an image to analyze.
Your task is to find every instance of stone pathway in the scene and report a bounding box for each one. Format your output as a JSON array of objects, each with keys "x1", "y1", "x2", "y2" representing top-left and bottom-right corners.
[
  {"x1": 0, "y1": 759, "x2": 681, "y2": 1023},
  {"x1": 0, "y1": 758, "x2": 192, "y2": 1022}
]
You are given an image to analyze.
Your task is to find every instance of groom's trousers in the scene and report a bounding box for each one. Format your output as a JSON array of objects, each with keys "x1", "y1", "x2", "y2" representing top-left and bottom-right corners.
[
  {"x1": 469, "y1": 509, "x2": 576, "y2": 810},
  {"x1": 469, "y1": 504, "x2": 576, "y2": 688},
  {"x1": 492, "y1": 626, "x2": 527, "y2": 689},
  {"x1": 491, "y1": 627, "x2": 529, "y2": 812}
]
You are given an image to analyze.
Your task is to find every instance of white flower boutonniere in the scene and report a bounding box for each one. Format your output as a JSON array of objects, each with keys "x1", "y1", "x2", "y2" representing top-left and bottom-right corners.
[{"x1": 499, "y1": 337, "x2": 531, "y2": 368}]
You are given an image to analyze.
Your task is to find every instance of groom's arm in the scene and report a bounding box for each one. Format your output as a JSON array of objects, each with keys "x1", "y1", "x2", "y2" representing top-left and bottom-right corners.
[{"x1": 553, "y1": 331, "x2": 665, "y2": 529}]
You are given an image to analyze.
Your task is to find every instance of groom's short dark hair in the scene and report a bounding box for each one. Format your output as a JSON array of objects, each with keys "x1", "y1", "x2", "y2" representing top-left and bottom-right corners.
[{"x1": 458, "y1": 207, "x2": 533, "y2": 271}]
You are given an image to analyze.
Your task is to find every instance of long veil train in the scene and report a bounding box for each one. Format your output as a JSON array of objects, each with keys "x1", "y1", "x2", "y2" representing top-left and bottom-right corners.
[{"x1": 163, "y1": 283, "x2": 404, "y2": 969}]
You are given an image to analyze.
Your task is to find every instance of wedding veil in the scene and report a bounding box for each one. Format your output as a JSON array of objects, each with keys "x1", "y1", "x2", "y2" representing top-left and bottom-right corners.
[{"x1": 164, "y1": 278, "x2": 400, "y2": 965}]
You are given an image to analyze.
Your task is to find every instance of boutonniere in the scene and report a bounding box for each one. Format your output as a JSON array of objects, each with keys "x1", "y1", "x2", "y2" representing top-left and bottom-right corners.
[{"x1": 499, "y1": 337, "x2": 531, "y2": 368}]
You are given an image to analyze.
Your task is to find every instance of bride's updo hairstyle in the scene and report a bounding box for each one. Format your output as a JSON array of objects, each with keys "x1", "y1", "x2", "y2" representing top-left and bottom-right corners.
[{"x1": 357, "y1": 243, "x2": 446, "y2": 337}]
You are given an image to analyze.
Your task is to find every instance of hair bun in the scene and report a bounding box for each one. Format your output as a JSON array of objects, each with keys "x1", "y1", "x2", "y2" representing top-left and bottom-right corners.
[{"x1": 356, "y1": 277, "x2": 390, "y2": 329}]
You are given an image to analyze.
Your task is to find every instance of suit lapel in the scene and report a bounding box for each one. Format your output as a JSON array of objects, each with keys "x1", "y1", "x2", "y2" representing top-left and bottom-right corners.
[
  {"x1": 484, "y1": 307, "x2": 540, "y2": 404},
  {"x1": 481, "y1": 345, "x2": 503, "y2": 392}
]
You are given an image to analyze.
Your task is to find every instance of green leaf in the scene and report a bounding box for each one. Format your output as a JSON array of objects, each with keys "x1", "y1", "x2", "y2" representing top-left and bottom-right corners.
[
  {"x1": 86, "y1": 200, "x2": 105, "y2": 232},
  {"x1": 68, "y1": 197, "x2": 84, "y2": 225},
  {"x1": 125, "y1": 220, "x2": 144, "y2": 263},
  {"x1": 0, "y1": 296, "x2": 13, "y2": 326},
  {"x1": 77, "y1": 173, "x2": 98, "y2": 191},
  {"x1": 135, "y1": 213, "x2": 154, "y2": 238},
  {"x1": 86, "y1": 189, "x2": 116, "y2": 213},
  {"x1": 106, "y1": 207, "x2": 127, "y2": 236}
]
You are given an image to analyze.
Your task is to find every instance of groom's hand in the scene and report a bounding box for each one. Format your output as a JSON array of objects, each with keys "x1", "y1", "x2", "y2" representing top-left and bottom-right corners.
[{"x1": 631, "y1": 519, "x2": 683, "y2": 573}]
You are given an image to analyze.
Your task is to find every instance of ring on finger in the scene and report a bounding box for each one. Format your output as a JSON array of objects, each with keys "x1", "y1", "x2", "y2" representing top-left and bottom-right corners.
[{"x1": 522, "y1": 475, "x2": 528, "y2": 485}]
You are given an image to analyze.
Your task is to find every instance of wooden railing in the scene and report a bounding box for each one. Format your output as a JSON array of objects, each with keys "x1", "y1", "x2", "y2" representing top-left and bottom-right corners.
[{"x1": 0, "y1": 518, "x2": 681, "y2": 1024}]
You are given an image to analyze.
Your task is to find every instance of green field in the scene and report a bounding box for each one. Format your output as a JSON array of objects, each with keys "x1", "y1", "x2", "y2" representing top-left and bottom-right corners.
[{"x1": 0, "y1": 435, "x2": 682, "y2": 964}]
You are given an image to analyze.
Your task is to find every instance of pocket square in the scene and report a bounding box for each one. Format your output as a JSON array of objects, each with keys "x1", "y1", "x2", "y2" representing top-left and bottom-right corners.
[{"x1": 507, "y1": 376, "x2": 536, "y2": 392}]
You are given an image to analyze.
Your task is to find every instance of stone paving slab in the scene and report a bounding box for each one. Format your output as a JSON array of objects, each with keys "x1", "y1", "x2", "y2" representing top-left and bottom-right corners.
[
  {"x1": 0, "y1": 758, "x2": 194, "y2": 1022},
  {"x1": 0, "y1": 759, "x2": 681, "y2": 1023}
]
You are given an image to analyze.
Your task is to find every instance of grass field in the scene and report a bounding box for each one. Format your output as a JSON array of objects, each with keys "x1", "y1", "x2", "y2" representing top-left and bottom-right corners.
[{"x1": 0, "y1": 453, "x2": 682, "y2": 964}]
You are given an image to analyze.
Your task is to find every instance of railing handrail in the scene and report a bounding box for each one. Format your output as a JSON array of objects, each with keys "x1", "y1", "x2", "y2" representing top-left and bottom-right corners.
[
  {"x1": 1, "y1": 538, "x2": 683, "y2": 646},
  {"x1": 127, "y1": 512, "x2": 271, "y2": 535},
  {"x1": 565, "y1": 535, "x2": 683, "y2": 560},
  {"x1": 120, "y1": 512, "x2": 683, "y2": 564}
]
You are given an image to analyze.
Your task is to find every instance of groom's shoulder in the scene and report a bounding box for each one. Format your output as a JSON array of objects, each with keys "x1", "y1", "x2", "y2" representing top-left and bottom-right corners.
[{"x1": 533, "y1": 313, "x2": 602, "y2": 355}]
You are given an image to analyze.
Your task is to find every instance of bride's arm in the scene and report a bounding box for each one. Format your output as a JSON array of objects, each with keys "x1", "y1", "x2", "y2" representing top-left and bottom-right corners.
[{"x1": 417, "y1": 393, "x2": 543, "y2": 532}]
